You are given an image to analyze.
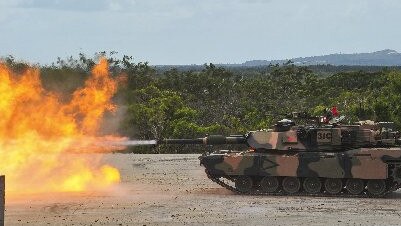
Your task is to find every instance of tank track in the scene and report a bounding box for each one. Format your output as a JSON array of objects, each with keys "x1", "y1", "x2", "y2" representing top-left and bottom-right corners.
[{"x1": 205, "y1": 170, "x2": 401, "y2": 198}]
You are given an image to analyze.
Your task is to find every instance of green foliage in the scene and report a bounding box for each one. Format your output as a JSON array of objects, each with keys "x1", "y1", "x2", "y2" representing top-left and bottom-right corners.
[{"x1": 123, "y1": 85, "x2": 225, "y2": 141}]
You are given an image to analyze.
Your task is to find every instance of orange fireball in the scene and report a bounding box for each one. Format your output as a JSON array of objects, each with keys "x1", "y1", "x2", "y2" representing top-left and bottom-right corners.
[{"x1": 0, "y1": 58, "x2": 121, "y2": 194}]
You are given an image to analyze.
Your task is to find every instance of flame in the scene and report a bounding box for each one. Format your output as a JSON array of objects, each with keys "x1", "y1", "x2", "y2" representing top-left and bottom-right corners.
[{"x1": 0, "y1": 58, "x2": 122, "y2": 194}]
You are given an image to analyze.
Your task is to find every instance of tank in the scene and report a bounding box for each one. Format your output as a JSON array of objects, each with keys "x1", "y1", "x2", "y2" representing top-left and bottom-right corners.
[{"x1": 163, "y1": 113, "x2": 401, "y2": 197}]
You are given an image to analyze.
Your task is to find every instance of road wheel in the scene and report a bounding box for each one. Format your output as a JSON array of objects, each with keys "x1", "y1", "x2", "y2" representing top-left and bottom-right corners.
[
  {"x1": 324, "y1": 178, "x2": 343, "y2": 194},
  {"x1": 346, "y1": 179, "x2": 365, "y2": 195},
  {"x1": 260, "y1": 176, "x2": 279, "y2": 193},
  {"x1": 303, "y1": 178, "x2": 322, "y2": 194},
  {"x1": 282, "y1": 177, "x2": 301, "y2": 194},
  {"x1": 235, "y1": 176, "x2": 253, "y2": 193},
  {"x1": 367, "y1": 179, "x2": 386, "y2": 196}
]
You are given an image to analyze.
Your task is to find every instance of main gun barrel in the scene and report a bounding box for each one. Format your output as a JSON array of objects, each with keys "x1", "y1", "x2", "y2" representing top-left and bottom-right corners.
[
  {"x1": 161, "y1": 138, "x2": 204, "y2": 145},
  {"x1": 161, "y1": 135, "x2": 246, "y2": 145}
]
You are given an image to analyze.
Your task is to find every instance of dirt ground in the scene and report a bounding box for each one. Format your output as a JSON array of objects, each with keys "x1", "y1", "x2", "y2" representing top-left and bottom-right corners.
[{"x1": 5, "y1": 154, "x2": 401, "y2": 225}]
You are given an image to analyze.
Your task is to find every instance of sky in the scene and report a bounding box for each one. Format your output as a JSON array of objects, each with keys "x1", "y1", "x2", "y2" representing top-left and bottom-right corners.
[{"x1": 1, "y1": 0, "x2": 401, "y2": 65}]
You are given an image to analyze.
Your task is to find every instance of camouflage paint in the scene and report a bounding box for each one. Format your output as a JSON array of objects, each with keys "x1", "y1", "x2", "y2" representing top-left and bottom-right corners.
[
  {"x1": 202, "y1": 148, "x2": 398, "y2": 180},
  {"x1": 197, "y1": 120, "x2": 401, "y2": 186},
  {"x1": 351, "y1": 156, "x2": 387, "y2": 179},
  {"x1": 275, "y1": 155, "x2": 299, "y2": 176},
  {"x1": 308, "y1": 156, "x2": 345, "y2": 178},
  {"x1": 215, "y1": 154, "x2": 255, "y2": 175}
]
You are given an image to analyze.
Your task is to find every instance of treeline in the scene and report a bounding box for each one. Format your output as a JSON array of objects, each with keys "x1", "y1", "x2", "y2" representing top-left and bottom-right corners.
[{"x1": 3, "y1": 54, "x2": 401, "y2": 153}]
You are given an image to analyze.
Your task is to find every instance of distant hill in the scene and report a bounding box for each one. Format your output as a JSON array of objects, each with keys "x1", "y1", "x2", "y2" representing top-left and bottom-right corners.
[{"x1": 242, "y1": 49, "x2": 401, "y2": 66}]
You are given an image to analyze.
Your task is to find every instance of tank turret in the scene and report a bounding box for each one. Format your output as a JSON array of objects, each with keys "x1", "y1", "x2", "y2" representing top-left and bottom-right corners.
[{"x1": 244, "y1": 121, "x2": 379, "y2": 151}]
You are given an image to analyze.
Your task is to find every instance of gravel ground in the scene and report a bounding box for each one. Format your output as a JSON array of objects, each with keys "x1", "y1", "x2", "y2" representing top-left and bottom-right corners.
[{"x1": 5, "y1": 154, "x2": 401, "y2": 225}]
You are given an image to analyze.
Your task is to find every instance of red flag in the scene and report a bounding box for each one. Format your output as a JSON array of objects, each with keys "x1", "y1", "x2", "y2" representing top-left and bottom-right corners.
[{"x1": 331, "y1": 106, "x2": 339, "y2": 117}]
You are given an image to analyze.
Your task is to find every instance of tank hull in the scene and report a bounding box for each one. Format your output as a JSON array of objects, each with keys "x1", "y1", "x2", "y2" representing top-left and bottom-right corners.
[{"x1": 200, "y1": 148, "x2": 401, "y2": 197}]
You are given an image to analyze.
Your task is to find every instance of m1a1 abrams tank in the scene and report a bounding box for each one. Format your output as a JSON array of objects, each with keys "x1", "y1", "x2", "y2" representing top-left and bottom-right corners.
[{"x1": 162, "y1": 111, "x2": 401, "y2": 197}]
